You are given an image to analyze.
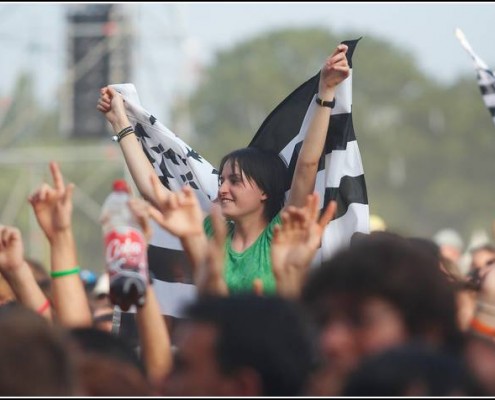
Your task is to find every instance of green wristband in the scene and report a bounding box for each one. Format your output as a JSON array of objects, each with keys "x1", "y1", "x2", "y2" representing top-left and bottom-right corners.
[{"x1": 50, "y1": 266, "x2": 81, "y2": 279}]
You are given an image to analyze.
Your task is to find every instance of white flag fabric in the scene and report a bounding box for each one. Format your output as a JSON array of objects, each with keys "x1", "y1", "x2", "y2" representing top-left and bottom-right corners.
[
  {"x1": 456, "y1": 28, "x2": 495, "y2": 126},
  {"x1": 109, "y1": 38, "x2": 369, "y2": 323}
]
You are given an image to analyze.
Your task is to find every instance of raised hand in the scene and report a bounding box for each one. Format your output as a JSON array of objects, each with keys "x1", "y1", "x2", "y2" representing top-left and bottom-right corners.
[
  {"x1": 271, "y1": 193, "x2": 337, "y2": 298},
  {"x1": 0, "y1": 226, "x2": 25, "y2": 274},
  {"x1": 28, "y1": 161, "x2": 74, "y2": 242},
  {"x1": 0, "y1": 225, "x2": 52, "y2": 319},
  {"x1": 96, "y1": 86, "x2": 131, "y2": 132},
  {"x1": 319, "y1": 44, "x2": 350, "y2": 97},
  {"x1": 196, "y1": 203, "x2": 228, "y2": 296},
  {"x1": 147, "y1": 173, "x2": 204, "y2": 239}
]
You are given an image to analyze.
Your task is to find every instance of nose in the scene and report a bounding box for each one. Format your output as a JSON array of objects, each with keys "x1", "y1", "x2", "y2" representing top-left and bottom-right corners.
[
  {"x1": 319, "y1": 320, "x2": 359, "y2": 372},
  {"x1": 218, "y1": 179, "x2": 229, "y2": 195}
]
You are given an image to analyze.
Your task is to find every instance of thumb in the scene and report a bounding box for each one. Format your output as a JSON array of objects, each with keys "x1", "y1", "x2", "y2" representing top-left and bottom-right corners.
[
  {"x1": 107, "y1": 86, "x2": 118, "y2": 96},
  {"x1": 252, "y1": 278, "x2": 264, "y2": 296}
]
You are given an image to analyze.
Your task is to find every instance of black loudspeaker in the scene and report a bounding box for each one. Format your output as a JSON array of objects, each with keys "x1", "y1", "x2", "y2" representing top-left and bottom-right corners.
[{"x1": 67, "y1": 4, "x2": 130, "y2": 138}]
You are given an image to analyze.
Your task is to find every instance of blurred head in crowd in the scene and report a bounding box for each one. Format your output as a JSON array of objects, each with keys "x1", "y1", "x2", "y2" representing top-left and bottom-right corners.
[
  {"x1": 164, "y1": 294, "x2": 316, "y2": 396},
  {"x1": 69, "y1": 326, "x2": 150, "y2": 395},
  {"x1": 0, "y1": 303, "x2": 79, "y2": 395},
  {"x1": 433, "y1": 228, "x2": 464, "y2": 265},
  {"x1": 301, "y1": 231, "x2": 462, "y2": 395},
  {"x1": 342, "y1": 342, "x2": 483, "y2": 396},
  {"x1": 469, "y1": 243, "x2": 495, "y2": 273}
]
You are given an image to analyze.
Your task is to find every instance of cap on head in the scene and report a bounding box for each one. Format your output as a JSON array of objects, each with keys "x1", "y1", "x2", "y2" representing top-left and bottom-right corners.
[{"x1": 433, "y1": 229, "x2": 464, "y2": 251}]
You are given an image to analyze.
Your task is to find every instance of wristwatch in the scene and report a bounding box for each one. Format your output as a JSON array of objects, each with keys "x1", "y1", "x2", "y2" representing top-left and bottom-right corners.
[{"x1": 315, "y1": 95, "x2": 335, "y2": 109}]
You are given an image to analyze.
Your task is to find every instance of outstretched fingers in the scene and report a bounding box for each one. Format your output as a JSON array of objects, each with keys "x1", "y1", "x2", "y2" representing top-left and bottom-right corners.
[
  {"x1": 318, "y1": 200, "x2": 337, "y2": 229},
  {"x1": 49, "y1": 161, "x2": 65, "y2": 193},
  {"x1": 210, "y1": 203, "x2": 226, "y2": 247},
  {"x1": 150, "y1": 173, "x2": 169, "y2": 208}
]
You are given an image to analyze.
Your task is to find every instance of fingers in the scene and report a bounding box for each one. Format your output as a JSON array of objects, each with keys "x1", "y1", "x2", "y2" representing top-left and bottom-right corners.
[
  {"x1": 107, "y1": 86, "x2": 118, "y2": 96},
  {"x1": 328, "y1": 43, "x2": 348, "y2": 59},
  {"x1": 129, "y1": 199, "x2": 153, "y2": 241},
  {"x1": 28, "y1": 183, "x2": 53, "y2": 204},
  {"x1": 63, "y1": 183, "x2": 75, "y2": 205},
  {"x1": 210, "y1": 203, "x2": 226, "y2": 247},
  {"x1": 150, "y1": 173, "x2": 168, "y2": 207},
  {"x1": 97, "y1": 98, "x2": 111, "y2": 113},
  {"x1": 181, "y1": 185, "x2": 199, "y2": 207},
  {"x1": 306, "y1": 193, "x2": 320, "y2": 223},
  {"x1": 49, "y1": 161, "x2": 65, "y2": 192},
  {"x1": 0, "y1": 226, "x2": 20, "y2": 249},
  {"x1": 147, "y1": 204, "x2": 165, "y2": 224},
  {"x1": 252, "y1": 278, "x2": 264, "y2": 296},
  {"x1": 319, "y1": 200, "x2": 337, "y2": 228}
]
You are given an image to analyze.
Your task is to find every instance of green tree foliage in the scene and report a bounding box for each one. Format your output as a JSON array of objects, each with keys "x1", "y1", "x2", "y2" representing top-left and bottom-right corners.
[{"x1": 173, "y1": 26, "x2": 495, "y2": 241}]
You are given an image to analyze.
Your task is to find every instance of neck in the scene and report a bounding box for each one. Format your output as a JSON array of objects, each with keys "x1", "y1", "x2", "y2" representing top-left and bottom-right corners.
[{"x1": 231, "y1": 213, "x2": 269, "y2": 252}]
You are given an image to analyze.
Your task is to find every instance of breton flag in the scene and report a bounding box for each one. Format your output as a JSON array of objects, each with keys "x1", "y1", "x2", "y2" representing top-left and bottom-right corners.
[
  {"x1": 110, "y1": 37, "x2": 368, "y2": 323},
  {"x1": 456, "y1": 28, "x2": 495, "y2": 126},
  {"x1": 249, "y1": 38, "x2": 369, "y2": 262}
]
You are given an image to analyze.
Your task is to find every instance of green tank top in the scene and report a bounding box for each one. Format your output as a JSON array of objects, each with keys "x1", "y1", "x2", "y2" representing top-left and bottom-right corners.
[{"x1": 203, "y1": 214, "x2": 281, "y2": 295}]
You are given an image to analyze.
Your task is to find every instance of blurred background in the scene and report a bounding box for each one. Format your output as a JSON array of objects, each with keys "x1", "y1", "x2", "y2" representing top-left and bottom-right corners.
[{"x1": 1, "y1": 2, "x2": 495, "y2": 273}]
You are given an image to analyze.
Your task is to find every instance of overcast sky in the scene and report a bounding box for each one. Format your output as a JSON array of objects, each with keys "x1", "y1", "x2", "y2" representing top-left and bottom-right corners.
[{"x1": 1, "y1": 2, "x2": 494, "y2": 120}]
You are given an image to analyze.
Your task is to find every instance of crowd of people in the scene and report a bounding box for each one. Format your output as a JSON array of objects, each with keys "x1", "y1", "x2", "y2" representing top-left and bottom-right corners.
[{"x1": 1, "y1": 43, "x2": 495, "y2": 396}]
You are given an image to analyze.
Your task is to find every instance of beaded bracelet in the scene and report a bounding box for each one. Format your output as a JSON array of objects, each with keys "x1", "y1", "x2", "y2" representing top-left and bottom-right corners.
[{"x1": 50, "y1": 266, "x2": 81, "y2": 279}]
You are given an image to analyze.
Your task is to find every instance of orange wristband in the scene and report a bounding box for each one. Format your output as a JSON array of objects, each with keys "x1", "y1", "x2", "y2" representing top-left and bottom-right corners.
[
  {"x1": 36, "y1": 299, "x2": 50, "y2": 315},
  {"x1": 470, "y1": 317, "x2": 495, "y2": 337}
]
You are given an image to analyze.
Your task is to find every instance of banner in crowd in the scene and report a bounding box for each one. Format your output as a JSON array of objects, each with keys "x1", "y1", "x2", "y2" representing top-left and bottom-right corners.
[{"x1": 111, "y1": 37, "x2": 369, "y2": 319}]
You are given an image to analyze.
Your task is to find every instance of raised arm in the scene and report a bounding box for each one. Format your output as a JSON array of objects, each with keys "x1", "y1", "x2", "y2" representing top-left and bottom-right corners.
[
  {"x1": 286, "y1": 44, "x2": 350, "y2": 208},
  {"x1": 127, "y1": 198, "x2": 173, "y2": 386},
  {"x1": 97, "y1": 86, "x2": 170, "y2": 207},
  {"x1": 0, "y1": 226, "x2": 52, "y2": 321},
  {"x1": 28, "y1": 161, "x2": 92, "y2": 327}
]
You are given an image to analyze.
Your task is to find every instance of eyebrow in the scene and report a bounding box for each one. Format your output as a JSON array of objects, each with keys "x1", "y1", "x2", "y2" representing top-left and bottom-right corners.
[{"x1": 220, "y1": 173, "x2": 242, "y2": 180}]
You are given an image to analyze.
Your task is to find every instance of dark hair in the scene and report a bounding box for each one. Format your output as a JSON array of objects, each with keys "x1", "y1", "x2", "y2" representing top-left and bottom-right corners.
[
  {"x1": 0, "y1": 304, "x2": 77, "y2": 395},
  {"x1": 302, "y1": 231, "x2": 464, "y2": 353},
  {"x1": 342, "y1": 342, "x2": 484, "y2": 396},
  {"x1": 219, "y1": 147, "x2": 289, "y2": 221},
  {"x1": 186, "y1": 294, "x2": 317, "y2": 396},
  {"x1": 69, "y1": 327, "x2": 145, "y2": 377}
]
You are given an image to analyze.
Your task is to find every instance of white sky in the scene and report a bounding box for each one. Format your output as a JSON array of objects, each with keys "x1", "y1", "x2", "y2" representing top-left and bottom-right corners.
[{"x1": 1, "y1": 2, "x2": 494, "y2": 121}]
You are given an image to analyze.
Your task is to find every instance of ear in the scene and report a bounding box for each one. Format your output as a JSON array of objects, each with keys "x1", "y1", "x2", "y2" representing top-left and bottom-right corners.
[
  {"x1": 260, "y1": 192, "x2": 268, "y2": 201},
  {"x1": 224, "y1": 367, "x2": 263, "y2": 396}
]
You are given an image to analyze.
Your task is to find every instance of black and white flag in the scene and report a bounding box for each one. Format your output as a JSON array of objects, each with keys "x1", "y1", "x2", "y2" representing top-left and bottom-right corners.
[
  {"x1": 250, "y1": 38, "x2": 369, "y2": 262},
  {"x1": 456, "y1": 28, "x2": 495, "y2": 126},
  {"x1": 111, "y1": 37, "x2": 368, "y2": 319}
]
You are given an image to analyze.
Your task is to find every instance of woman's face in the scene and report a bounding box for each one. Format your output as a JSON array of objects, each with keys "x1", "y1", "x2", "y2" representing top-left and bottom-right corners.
[{"x1": 217, "y1": 160, "x2": 267, "y2": 221}]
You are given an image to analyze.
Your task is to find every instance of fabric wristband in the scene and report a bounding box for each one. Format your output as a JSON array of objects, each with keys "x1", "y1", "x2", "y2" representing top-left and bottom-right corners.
[
  {"x1": 36, "y1": 299, "x2": 51, "y2": 315},
  {"x1": 50, "y1": 266, "x2": 81, "y2": 279},
  {"x1": 470, "y1": 317, "x2": 495, "y2": 337}
]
